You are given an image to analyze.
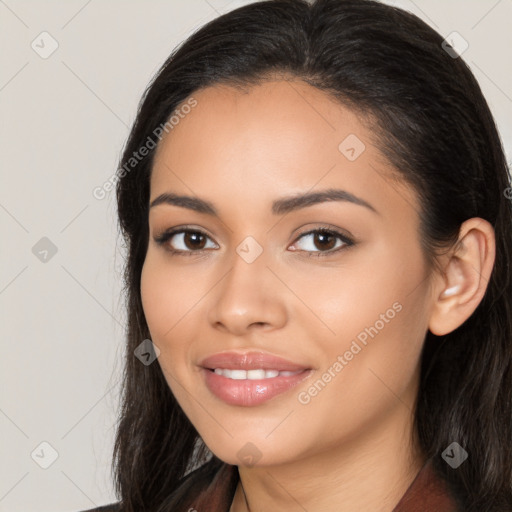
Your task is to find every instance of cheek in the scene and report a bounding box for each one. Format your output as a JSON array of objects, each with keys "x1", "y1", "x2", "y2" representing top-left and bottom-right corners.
[
  {"x1": 295, "y1": 300, "x2": 424, "y2": 447},
  {"x1": 288, "y1": 249, "x2": 409, "y2": 343},
  {"x1": 140, "y1": 261, "x2": 186, "y2": 391},
  {"x1": 140, "y1": 259, "x2": 170, "y2": 338},
  {"x1": 140, "y1": 255, "x2": 201, "y2": 341},
  {"x1": 140, "y1": 256, "x2": 208, "y2": 384},
  {"x1": 299, "y1": 244, "x2": 428, "y2": 403}
]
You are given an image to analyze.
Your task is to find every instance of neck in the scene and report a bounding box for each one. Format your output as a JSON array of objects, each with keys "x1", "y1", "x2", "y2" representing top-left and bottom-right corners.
[{"x1": 229, "y1": 397, "x2": 426, "y2": 512}]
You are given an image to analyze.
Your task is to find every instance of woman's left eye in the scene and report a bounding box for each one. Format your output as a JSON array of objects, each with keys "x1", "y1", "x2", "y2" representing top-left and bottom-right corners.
[
  {"x1": 290, "y1": 229, "x2": 354, "y2": 257},
  {"x1": 154, "y1": 227, "x2": 354, "y2": 257}
]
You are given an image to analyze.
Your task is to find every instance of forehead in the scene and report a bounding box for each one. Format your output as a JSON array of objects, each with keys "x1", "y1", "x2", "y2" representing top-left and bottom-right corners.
[
  {"x1": 154, "y1": 79, "x2": 365, "y2": 168},
  {"x1": 150, "y1": 79, "x2": 418, "y2": 220}
]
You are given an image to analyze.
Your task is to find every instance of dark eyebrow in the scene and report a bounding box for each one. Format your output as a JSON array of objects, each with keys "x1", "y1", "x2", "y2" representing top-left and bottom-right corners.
[
  {"x1": 271, "y1": 189, "x2": 378, "y2": 216},
  {"x1": 149, "y1": 188, "x2": 379, "y2": 216}
]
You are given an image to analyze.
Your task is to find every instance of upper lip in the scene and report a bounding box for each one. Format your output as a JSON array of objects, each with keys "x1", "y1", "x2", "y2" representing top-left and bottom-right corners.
[{"x1": 200, "y1": 351, "x2": 311, "y2": 371}]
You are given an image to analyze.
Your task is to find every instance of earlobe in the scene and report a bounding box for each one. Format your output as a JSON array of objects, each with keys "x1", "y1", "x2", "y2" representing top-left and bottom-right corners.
[{"x1": 428, "y1": 218, "x2": 496, "y2": 336}]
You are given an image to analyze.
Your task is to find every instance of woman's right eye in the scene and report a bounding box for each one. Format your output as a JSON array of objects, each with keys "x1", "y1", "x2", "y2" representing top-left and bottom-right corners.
[{"x1": 154, "y1": 228, "x2": 219, "y2": 256}]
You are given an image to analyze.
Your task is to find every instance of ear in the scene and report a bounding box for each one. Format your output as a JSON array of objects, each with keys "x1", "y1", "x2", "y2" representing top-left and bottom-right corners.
[{"x1": 428, "y1": 217, "x2": 496, "y2": 336}]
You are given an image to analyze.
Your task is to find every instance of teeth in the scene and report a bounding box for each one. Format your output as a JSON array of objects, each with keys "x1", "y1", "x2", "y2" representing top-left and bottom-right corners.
[
  {"x1": 248, "y1": 369, "x2": 268, "y2": 379},
  {"x1": 212, "y1": 368, "x2": 301, "y2": 380},
  {"x1": 279, "y1": 371, "x2": 297, "y2": 377}
]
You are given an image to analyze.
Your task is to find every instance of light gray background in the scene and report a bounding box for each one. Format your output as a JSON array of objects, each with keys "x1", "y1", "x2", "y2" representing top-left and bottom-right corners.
[{"x1": 1, "y1": 1, "x2": 511, "y2": 511}]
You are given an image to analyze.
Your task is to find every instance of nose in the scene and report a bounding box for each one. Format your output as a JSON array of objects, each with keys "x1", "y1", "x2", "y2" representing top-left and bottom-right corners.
[{"x1": 207, "y1": 247, "x2": 288, "y2": 336}]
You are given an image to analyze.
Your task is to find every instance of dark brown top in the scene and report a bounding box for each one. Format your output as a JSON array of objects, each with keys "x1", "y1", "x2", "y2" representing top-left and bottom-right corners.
[{"x1": 82, "y1": 456, "x2": 462, "y2": 512}]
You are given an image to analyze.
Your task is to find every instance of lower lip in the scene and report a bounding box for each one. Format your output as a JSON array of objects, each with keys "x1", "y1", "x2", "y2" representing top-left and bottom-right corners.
[{"x1": 201, "y1": 368, "x2": 312, "y2": 407}]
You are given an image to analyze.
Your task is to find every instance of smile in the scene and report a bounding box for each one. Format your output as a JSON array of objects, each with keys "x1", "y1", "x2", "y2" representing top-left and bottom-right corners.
[
  {"x1": 211, "y1": 368, "x2": 302, "y2": 379},
  {"x1": 202, "y1": 367, "x2": 312, "y2": 406}
]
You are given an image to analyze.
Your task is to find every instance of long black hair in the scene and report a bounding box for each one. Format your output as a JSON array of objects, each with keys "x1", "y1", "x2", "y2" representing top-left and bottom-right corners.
[{"x1": 113, "y1": 1, "x2": 512, "y2": 510}]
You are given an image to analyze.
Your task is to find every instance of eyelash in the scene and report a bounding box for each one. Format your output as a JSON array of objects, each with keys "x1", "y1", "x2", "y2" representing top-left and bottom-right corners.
[{"x1": 153, "y1": 225, "x2": 355, "y2": 258}]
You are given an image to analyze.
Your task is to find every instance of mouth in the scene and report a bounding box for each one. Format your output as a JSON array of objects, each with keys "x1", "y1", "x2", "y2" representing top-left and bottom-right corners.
[
  {"x1": 208, "y1": 368, "x2": 303, "y2": 379},
  {"x1": 199, "y1": 351, "x2": 313, "y2": 406},
  {"x1": 200, "y1": 350, "x2": 310, "y2": 372}
]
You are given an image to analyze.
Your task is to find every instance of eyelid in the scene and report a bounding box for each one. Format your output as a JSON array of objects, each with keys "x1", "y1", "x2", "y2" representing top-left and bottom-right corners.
[
  {"x1": 153, "y1": 224, "x2": 355, "y2": 257},
  {"x1": 153, "y1": 225, "x2": 218, "y2": 256},
  {"x1": 290, "y1": 225, "x2": 354, "y2": 255}
]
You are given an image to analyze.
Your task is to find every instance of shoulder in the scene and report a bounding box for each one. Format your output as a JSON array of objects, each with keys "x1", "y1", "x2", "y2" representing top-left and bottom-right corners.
[
  {"x1": 76, "y1": 458, "x2": 237, "y2": 512},
  {"x1": 393, "y1": 457, "x2": 465, "y2": 512},
  {"x1": 78, "y1": 504, "x2": 121, "y2": 512}
]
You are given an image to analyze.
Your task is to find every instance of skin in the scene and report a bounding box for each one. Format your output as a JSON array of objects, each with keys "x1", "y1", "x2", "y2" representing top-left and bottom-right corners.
[{"x1": 140, "y1": 78, "x2": 495, "y2": 512}]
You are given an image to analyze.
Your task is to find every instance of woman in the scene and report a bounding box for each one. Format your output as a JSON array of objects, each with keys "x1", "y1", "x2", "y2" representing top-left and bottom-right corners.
[{"x1": 82, "y1": 0, "x2": 512, "y2": 510}]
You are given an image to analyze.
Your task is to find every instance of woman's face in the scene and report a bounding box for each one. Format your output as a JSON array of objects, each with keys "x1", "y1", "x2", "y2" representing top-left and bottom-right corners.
[{"x1": 141, "y1": 79, "x2": 435, "y2": 467}]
